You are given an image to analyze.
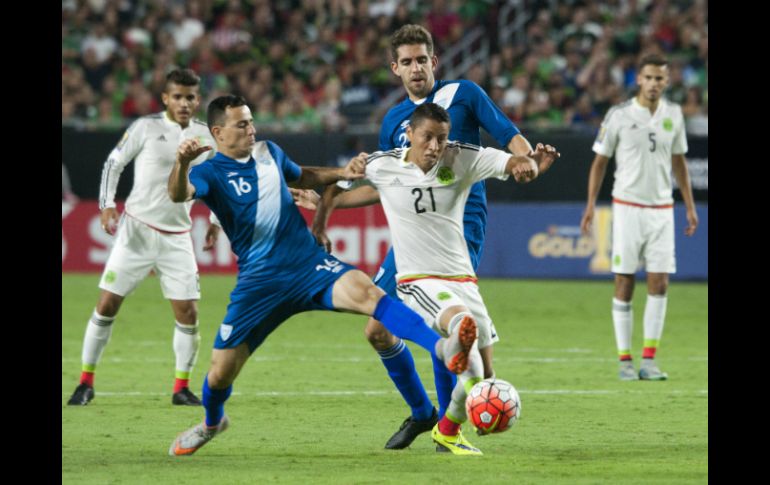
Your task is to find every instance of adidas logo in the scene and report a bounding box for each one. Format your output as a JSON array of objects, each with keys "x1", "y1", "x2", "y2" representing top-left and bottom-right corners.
[
  {"x1": 227, "y1": 172, "x2": 238, "y2": 177},
  {"x1": 630, "y1": 124, "x2": 638, "y2": 129},
  {"x1": 390, "y1": 177, "x2": 402, "y2": 186},
  {"x1": 158, "y1": 134, "x2": 167, "y2": 141}
]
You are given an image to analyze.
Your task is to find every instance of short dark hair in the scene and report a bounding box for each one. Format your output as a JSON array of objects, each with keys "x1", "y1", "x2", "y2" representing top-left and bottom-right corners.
[
  {"x1": 390, "y1": 24, "x2": 434, "y2": 61},
  {"x1": 164, "y1": 68, "x2": 200, "y2": 91},
  {"x1": 207, "y1": 95, "x2": 248, "y2": 130},
  {"x1": 638, "y1": 54, "x2": 668, "y2": 71},
  {"x1": 409, "y1": 102, "x2": 450, "y2": 129}
]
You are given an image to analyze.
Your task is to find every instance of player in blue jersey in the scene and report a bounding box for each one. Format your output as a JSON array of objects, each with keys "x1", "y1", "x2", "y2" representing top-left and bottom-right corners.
[
  {"x1": 311, "y1": 24, "x2": 559, "y2": 450},
  {"x1": 166, "y1": 95, "x2": 481, "y2": 456}
]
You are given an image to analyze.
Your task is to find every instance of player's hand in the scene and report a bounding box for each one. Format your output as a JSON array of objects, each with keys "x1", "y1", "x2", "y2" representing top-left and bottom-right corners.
[
  {"x1": 311, "y1": 224, "x2": 333, "y2": 253},
  {"x1": 289, "y1": 188, "x2": 320, "y2": 211},
  {"x1": 532, "y1": 143, "x2": 560, "y2": 174},
  {"x1": 580, "y1": 206, "x2": 594, "y2": 236},
  {"x1": 342, "y1": 152, "x2": 368, "y2": 180},
  {"x1": 511, "y1": 157, "x2": 538, "y2": 183},
  {"x1": 685, "y1": 209, "x2": 699, "y2": 236},
  {"x1": 203, "y1": 223, "x2": 220, "y2": 251},
  {"x1": 100, "y1": 207, "x2": 119, "y2": 235},
  {"x1": 177, "y1": 138, "x2": 212, "y2": 166}
]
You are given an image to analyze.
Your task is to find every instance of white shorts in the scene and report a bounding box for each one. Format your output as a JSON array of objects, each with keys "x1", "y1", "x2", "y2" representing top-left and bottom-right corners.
[
  {"x1": 612, "y1": 202, "x2": 676, "y2": 274},
  {"x1": 396, "y1": 278, "x2": 499, "y2": 349},
  {"x1": 99, "y1": 215, "x2": 200, "y2": 300}
]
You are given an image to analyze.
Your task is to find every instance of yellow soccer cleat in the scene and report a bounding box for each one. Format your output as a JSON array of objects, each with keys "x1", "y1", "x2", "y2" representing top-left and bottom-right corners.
[{"x1": 431, "y1": 424, "x2": 483, "y2": 456}]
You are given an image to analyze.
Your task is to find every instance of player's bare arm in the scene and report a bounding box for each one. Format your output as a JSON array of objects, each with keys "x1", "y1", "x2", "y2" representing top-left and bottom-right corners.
[
  {"x1": 671, "y1": 154, "x2": 699, "y2": 236},
  {"x1": 290, "y1": 152, "x2": 367, "y2": 189},
  {"x1": 580, "y1": 154, "x2": 610, "y2": 235},
  {"x1": 169, "y1": 138, "x2": 211, "y2": 202}
]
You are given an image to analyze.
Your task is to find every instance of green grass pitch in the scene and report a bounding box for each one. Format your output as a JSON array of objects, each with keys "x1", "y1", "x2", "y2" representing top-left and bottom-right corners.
[{"x1": 62, "y1": 274, "x2": 707, "y2": 484}]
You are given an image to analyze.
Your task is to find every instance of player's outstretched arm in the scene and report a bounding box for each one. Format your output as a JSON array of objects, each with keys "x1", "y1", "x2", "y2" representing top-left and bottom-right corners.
[
  {"x1": 506, "y1": 154, "x2": 539, "y2": 183},
  {"x1": 169, "y1": 138, "x2": 210, "y2": 202},
  {"x1": 290, "y1": 152, "x2": 368, "y2": 188},
  {"x1": 580, "y1": 154, "x2": 610, "y2": 235},
  {"x1": 671, "y1": 154, "x2": 699, "y2": 236}
]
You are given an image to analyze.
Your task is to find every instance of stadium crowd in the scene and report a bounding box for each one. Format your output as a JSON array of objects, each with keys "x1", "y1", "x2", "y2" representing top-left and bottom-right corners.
[{"x1": 62, "y1": 0, "x2": 707, "y2": 134}]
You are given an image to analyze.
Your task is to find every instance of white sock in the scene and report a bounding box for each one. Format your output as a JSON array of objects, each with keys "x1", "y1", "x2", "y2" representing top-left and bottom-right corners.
[
  {"x1": 612, "y1": 298, "x2": 633, "y2": 360},
  {"x1": 446, "y1": 342, "x2": 484, "y2": 424},
  {"x1": 643, "y1": 294, "x2": 668, "y2": 352},
  {"x1": 81, "y1": 310, "x2": 115, "y2": 371},
  {"x1": 173, "y1": 321, "x2": 201, "y2": 377}
]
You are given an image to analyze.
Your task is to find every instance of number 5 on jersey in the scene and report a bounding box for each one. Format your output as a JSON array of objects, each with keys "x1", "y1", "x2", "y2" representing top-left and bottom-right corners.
[{"x1": 229, "y1": 177, "x2": 252, "y2": 196}]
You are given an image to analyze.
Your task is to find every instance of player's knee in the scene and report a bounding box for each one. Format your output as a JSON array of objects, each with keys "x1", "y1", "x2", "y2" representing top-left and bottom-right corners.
[
  {"x1": 96, "y1": 292, "x2": 122, "y2": 317},
  {"x1": 173, "y1": 302, "x2": 198, "y2": 325},
  {"x1": 365, "y1": 318, "x2": 397, "y2": 350}
]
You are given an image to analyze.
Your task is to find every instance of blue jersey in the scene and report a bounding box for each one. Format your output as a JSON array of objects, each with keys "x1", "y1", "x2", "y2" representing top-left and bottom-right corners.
[
  {"x1": 189, "y1": 141, "x2": 356, "y2": 352},
  {"x1": 379, "y1": 80, "x2": 520, "y2": 251},
  {"x1": 189, "y1": 141, "x2": 321, "y2": 278}
]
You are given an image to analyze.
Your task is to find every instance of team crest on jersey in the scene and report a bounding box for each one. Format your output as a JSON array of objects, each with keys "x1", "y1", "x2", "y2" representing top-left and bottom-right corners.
[
  {"x1": 662, "y1": 118, "x2": 673, "y2": 132},
  {"x1": 437, "y1": 166, "x2": 455, "y2": 185},
  {"x1": 219, "y1": 324, "x2": 233, "y2": 341},
  {"x1": 437, "y1": 292, "x2": 452, "y2": 301}
]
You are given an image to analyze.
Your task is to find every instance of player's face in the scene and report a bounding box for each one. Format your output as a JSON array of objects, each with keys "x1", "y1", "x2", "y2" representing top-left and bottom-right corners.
[
  {"x1": 391, "y1": 44, "x2": 438, "y2": 100},
  {"x1": 215, "y1": 105, "x2": 256, "y2": 159},
  {"x1": 636, "y1": 64, "x2": 669, "y2": 103},
  {"x1": 405, "y1": 118, "x2": 449, "y2": 170},
  {"x1": 162, "y1": 83, "x2": 200, "y2": 127}
]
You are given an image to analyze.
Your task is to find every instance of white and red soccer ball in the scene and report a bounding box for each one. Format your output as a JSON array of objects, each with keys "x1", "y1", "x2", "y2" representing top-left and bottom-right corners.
[{"x1": 465, "y1": 378, "x2": 521, "y2": 435}]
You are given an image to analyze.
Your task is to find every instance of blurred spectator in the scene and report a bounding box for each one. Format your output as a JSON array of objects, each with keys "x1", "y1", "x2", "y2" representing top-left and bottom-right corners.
[
  {"x1": 61, "y1": 0, "x2": 706, "y2": 133},
  {"x1": 165, "y1": 4, "x2": 205, "y2": 52},
  {"x1": 682, "y1": 86, "x2": 708, "y2": 136}
]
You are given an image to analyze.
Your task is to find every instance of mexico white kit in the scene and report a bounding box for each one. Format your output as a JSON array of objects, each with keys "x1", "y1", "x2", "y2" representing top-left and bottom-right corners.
[
  {"x1": 98, "y1": 111, "x2": 216, "y2": 299},
  {"x1": 593, "y1": 97, "x2": 688, "y2": 274},
  {"x1": 359, "y1": 142, "x2": 511, "y2": 348}
]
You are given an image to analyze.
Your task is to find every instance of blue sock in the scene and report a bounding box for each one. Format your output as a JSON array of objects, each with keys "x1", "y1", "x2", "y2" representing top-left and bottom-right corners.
[
  {"x1": 431, "y1": 353, "x2": 457, "y2": 419},
  {"x1": 373, "y1": 296, "x2": 440, "y2": 356},
  {"x1": 378, "y1": 339, "x2": 434, "y2": 421},
  {"x1": 202, "y1": 374, "x2": 232, "y2": 427}
]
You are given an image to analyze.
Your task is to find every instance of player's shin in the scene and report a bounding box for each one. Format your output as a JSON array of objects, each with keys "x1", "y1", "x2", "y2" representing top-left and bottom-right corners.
[
  {"x1": 202, "y1": 374, "x2": 232, "y2": 427},
  {"x1": 173, "y1": 321, "x2": 201, "y2": 392},
  {"x1": 378, "y1": 339, "x2": 434, "y2": 420}
]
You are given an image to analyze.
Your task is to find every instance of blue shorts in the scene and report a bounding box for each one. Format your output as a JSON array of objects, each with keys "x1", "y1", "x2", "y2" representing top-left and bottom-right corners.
[
  {"x1": 214, "y1": 252, "x2": 356, "y2": 353},
  {"x1": 375, "y1": 235, "x2": 484, "y2": 297}
]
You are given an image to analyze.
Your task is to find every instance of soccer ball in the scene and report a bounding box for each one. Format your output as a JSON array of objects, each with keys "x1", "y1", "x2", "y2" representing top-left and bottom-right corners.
[{"x1": 465, "y1": 378, "x2": 521, "y2": 435}]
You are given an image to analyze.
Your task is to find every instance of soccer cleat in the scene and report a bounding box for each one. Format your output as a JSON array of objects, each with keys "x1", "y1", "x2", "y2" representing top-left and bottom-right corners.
[
  {"x1": 169, "y1": 415, "x2": 229, "y2": 456},
  {"x1": 431, "y1": 424, "x2": 482, "y2": 456},
  {"x1": 639, "y1": 360, "x2": 668, "y2": 381},
  {"x1": 67, "y1": 383, "x2": 95, "y2": 405},
  {"x1": 384, "y1": 407, "x2": 439, "y2": 449},
  {"x1": 172, "y1": 388, "x2": 203, "y2": 406},
  {"x1": 618, "y1": 361, "x2": 638, "y2": 381},
  {"x1": 437, "y1": 315, "x2": 478, "y2": 374}
]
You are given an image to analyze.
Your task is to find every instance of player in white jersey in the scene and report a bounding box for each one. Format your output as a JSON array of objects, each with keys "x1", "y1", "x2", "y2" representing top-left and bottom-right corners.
[
  {"x1": 67, "y1": 69, "x2": 221, "y2": 406},
  {"x1": 330, "y1": 103, "x2": 558, "y2": 454},
  {"x1": 580, "y1": 54, "x2": 699, "y2": 381}
]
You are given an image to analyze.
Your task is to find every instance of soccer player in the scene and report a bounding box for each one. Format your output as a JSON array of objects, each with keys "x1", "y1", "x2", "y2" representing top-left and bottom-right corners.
[
  {"x1": 327, "y1": 103, "x2": 557, "y2": 454},
  {"x1": 67, "y1": 69, "x2": 220, "y2": 407},
  {"x1": 312, "y1": 24, "x2": 557, "y2": 450},
  {"x1": 167, "y1": 95, "x2": 479, "y2": 456},
  {"x1": 580, "y1": 54, "x2": 699, "y2": 381}
]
